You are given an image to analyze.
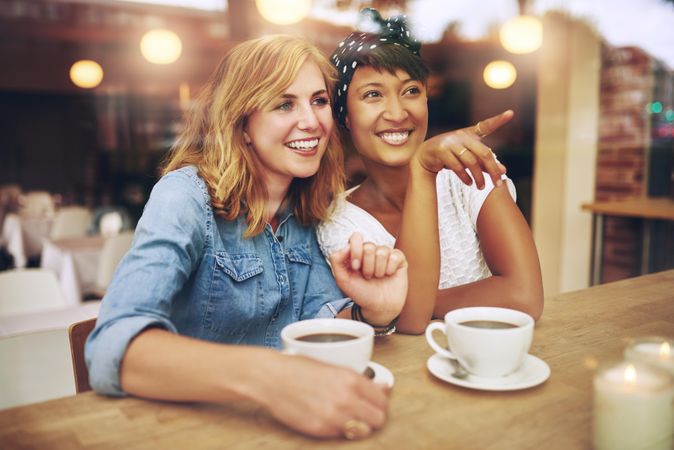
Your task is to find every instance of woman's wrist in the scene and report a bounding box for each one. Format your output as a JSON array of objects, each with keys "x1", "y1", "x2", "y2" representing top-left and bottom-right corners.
[
  {"x1": 411, "y1": 153, "x2": 439, "y2": 178},
  {"x1": 352, "y1": 304, "x2": 398, "y2": 336}
]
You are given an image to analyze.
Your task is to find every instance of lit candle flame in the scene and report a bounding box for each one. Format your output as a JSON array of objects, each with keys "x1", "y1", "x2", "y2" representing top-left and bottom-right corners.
[
  {"x1": 624, "y1": 364, "x2": 637, "y2": 383},
  {"x1": 660, "y1": 341, "x2": 671, "y2": 360}
]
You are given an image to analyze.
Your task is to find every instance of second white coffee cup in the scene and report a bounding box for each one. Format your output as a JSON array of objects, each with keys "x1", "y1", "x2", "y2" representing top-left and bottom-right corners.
[
  {"x1": 425, "y1": 307, "x2": 534, "y2": 378},
  {"x1": 281, "y1": 318, "x2": 373, "y2": 373}
]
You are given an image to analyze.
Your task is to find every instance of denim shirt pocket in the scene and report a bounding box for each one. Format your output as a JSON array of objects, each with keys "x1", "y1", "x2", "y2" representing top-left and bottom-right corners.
[
  {"x1": 285, "y1": 245, "x2": 312, "y2": 266},
  {"x1": 215, "y1": 252, "x2": 264, "y2": 281},
  {"x1": 205, "y1": 251, "x2": 264, "y2": 339}
]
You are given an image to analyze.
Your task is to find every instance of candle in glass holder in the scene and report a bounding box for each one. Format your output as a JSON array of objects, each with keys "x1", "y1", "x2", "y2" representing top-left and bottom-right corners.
[
  {"x1": 593, "y1": 361, "x2": 673, "y2": 450},
  {"x1": 625, "y1": 336, "x2": 674, "y2": 376}
]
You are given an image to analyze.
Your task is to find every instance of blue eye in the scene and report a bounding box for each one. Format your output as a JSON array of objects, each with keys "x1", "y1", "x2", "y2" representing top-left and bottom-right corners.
[
  {"x1": 313, "y1": 96, "x2": 329, "y2": 106},
  {"x1": 276, "y1": 101, "x2": 293, "y2": 111}
]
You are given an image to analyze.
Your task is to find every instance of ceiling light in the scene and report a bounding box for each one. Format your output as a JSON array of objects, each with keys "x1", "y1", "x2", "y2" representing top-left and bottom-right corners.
[
  {"x1": 69, "y1": 60, "x2": 104, "y2": 89},
  {"x1": 256, "y1": 0, "x2": 313, "y2": 25},
  {"x1": 483, "y1": 60, "x2": 517, "y2": 89},
  {"x1": 140, "y1": 29, "x2": 182, "y2": 64},
  {"x1": 500, "y1": 15, "x2": 542, "y2": 54}
]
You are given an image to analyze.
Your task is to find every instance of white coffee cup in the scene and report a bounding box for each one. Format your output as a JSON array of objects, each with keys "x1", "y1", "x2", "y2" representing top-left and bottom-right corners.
[
  {"x1": 425, "y1": 307, "x2": 534, "y2": 377},
  {"x1": 281, "y1": 318, "x2": 374, "y2": 373}
]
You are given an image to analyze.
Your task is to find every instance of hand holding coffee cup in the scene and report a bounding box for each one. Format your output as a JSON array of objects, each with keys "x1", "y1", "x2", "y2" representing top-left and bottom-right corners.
[
  {"x1": 281, "y1": 318, "x2": 374, "y2": 374},
  {"x1": 425, "y1": 307, "x2": 534, "y2": 378}
]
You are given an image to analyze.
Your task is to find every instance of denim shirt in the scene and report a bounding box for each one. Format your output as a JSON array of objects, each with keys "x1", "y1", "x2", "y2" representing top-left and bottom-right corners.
[{"x1": 85, "y1": 166, "x2": 350, "y2": 395}]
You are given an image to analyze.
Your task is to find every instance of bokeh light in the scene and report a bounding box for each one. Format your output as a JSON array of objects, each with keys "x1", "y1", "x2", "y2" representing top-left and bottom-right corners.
[
  {"x1": 483, "y1": 60, "x2": 517, "y2": 89},
  {"x1": 499, "y1": 15, "x2": 543, "y2": 54},
  {"x1": 69, "y1": 60, "x2": 104, "y2": 89},
  {"x1": 140, "y1": 29, "x2": 182, "y2": 64},
  {"x1": 256, "y1": 0, "x2": 312, "y2": 25},
  {"x1": 650, "y1": 101, "x2": 663, "y2": 114}
]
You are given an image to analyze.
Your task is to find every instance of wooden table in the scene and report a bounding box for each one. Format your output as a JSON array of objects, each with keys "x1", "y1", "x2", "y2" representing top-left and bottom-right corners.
[
  {"x1": 582, "y1": 197, "x2": 674, "y2": 285},
  {"x1": 2, "y1": 270, "x2": 674, "y2": 449}
]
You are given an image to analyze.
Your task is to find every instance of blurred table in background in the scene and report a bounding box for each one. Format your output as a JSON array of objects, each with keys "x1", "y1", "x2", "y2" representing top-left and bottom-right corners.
[
  {"x1": 0, "y1": 301, "x2": 100, "y2": 338},
  {"x1": 1, "y1": 213, "x2": 52, "y2": 268},
  {"x1": 41, "y1": 236, "x2": 105, "y2": 306},
  {"x1": 582, "y1": 197, "x2": 674, "y2": 285}
]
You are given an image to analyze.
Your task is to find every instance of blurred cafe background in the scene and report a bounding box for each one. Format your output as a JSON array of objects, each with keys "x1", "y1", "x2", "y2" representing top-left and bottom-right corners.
[{"x1": 0, "y1": 0, "x2": 673, "y2": 308}]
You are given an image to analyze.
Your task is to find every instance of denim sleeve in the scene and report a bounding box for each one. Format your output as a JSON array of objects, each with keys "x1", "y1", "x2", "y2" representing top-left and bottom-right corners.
[
  {"x1": 300, "y1": 231, "x2": 353, "y2": 320},
  {"x1": 85, "y1": 169, "x2": 208, "y2": 396}
]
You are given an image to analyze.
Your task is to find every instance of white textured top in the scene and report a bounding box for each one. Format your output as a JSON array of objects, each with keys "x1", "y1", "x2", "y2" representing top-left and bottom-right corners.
[{"x1": 317, "y1": 170, "x2": 516, "y2": 289}]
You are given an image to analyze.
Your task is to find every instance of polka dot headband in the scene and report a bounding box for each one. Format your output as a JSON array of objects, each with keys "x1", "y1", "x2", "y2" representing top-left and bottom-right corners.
[{"x1": 331, "y1": 8, "x2": 421, "y2": 126}]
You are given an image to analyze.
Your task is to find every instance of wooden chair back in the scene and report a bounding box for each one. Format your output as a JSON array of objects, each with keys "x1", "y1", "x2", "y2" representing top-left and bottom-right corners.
[{"x1": 68, "y1": 318, "x2": 97, "y2": 393}]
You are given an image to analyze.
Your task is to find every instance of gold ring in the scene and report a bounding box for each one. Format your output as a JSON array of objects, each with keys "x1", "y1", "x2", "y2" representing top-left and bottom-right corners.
[
  {"x1": 343, "y1": 419, "x2": 372, "y2": 440},
  {"x1": 475, "y1": 121, "x2": 486, "y2": 138},
  {"x1": 457, "y1": 147, "x2": 469, "y2": 157}
]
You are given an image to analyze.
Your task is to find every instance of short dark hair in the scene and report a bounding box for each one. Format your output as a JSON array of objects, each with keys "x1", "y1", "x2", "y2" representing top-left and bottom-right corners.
[{"x1": 353, "y1": 43, "x2": 429, "y2": 85}]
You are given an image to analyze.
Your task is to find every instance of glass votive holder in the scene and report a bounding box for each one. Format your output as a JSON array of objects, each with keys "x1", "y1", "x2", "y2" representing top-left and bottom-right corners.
[
  {"x1": 625, "y1": 336, "x2": 674, "y2": 376},
  {"x1": 593, "y1": 361, "x2": 673, "y2": 450}
]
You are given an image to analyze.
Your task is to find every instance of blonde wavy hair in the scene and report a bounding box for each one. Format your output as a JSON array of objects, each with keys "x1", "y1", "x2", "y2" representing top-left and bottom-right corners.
[{"x1": 162, "y1": 35, "x2": 344, "y2": 237}]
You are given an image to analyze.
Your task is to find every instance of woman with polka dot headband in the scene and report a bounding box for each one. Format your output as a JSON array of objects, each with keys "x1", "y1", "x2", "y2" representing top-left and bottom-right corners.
[{"x1": 318, "y1": 9, "x2": 544, "y2": 333}]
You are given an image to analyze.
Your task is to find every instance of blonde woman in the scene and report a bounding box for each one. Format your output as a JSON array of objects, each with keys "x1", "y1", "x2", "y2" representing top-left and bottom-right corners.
[{"x1": 86, "y1": 36, "x2": 407, "y2": 439}]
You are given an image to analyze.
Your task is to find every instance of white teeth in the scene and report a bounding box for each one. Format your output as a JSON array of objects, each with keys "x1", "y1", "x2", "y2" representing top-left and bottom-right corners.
[
  {"x1": 286, "y1": 138, "x2": 319, "y2": 150},
  {"x1": 378, "y1": 131, "x2": 410, "y2": 145}
]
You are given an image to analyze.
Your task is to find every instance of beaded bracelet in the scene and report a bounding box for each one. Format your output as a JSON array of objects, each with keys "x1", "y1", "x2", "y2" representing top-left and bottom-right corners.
[{"x1": 351, "y1": 303, "x2": 398, "y2": 337}]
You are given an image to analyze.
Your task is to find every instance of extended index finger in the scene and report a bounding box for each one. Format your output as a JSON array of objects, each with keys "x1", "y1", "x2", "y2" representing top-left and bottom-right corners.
[{"x1": 469, "y1": 109, "x2": 515, "y2": 138}]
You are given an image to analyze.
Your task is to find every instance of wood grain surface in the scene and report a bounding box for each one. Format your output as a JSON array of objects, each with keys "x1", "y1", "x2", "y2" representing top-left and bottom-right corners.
[
  {"x1": 2, "y1": 270, "x2": 673, "y2": 450},
  {"x1": 582, "y1": 197, "x2": 674, "y2": 220}
]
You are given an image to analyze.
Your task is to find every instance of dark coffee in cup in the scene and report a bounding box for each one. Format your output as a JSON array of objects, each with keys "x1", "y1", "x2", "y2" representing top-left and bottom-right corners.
[
  {"x1": 281, "y1": 319, "x2": 374, "y2": 373},
  {"x1": 459, "y1": 320, "x2": 518, "y2": 330},
  {"x1": 296, "y1": 333, "x2": 358, "y2": 343},
  {"x1": 426, "y1": 307, "x2": 535, "y2": 377}
]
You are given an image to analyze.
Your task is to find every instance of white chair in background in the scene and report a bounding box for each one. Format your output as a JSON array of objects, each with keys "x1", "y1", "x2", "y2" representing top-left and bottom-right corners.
[
  {"x1": 0, "y1": 328, "x2": 75, "y2": 409},
  {"x1": 92, "y1": 231, "x2": 134, "y2": 297},
  {"x1": 99, "y1": 211, "x2": 123, "y2": 237},
  {"x1": 50, "y1": 206, "x2": 92, "y2": 240},
  {"x1": 0, "y1": 269, "x2": 68, "y2": 316}
]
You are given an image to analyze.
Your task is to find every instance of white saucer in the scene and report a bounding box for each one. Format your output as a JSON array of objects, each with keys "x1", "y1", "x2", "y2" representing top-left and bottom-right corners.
[
  {"x1": 368, "y1": 361, "x2": 394, "y2": 388},
  {"x1": 427, "y1": 353, "x2": 550, "y2": 391}
]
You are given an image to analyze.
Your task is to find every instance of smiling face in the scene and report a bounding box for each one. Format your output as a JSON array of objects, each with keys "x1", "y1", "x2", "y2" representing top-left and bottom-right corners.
[
  {"x1": 244, "y1": 59, "x2": 334, "y2": 191},
  {"x1": 345, "y1": 65, "x2": 428, "y2": 168}
]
